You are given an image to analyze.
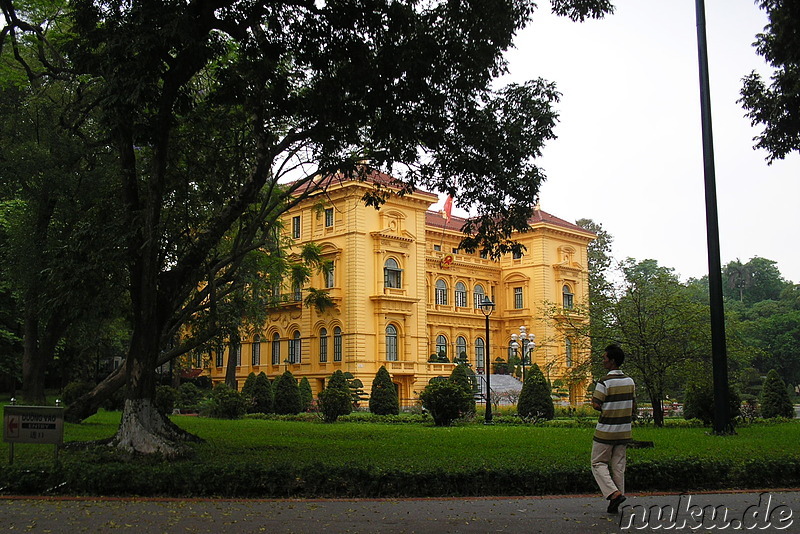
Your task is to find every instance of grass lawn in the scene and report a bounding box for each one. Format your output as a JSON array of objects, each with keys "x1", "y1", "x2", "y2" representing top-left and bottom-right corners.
[{"x1": 2, "y1": 409, "x2": 798, "y2": 497}]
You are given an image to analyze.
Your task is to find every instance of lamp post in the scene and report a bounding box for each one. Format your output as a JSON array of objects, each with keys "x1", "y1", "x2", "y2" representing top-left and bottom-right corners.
[
  {"x1": 511, "y1": 326, "x2": 536, "y2": 383},
  {"x1": 480, "y1": 297, "x2": 495, "y2": 424}
]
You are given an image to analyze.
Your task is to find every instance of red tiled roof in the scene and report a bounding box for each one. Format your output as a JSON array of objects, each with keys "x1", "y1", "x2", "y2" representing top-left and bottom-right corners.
[
  {"x1": 290, "y1": 170, "x2": 438, "y2": 200},
  {"x1": 426, "y1": 208, "x2": 595, "y2": 236}
]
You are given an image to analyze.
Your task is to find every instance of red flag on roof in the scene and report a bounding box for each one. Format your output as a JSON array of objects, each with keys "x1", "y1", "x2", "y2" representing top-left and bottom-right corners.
[{"x1": 442, "y1": 195, "x2": 453, "y2": 221}]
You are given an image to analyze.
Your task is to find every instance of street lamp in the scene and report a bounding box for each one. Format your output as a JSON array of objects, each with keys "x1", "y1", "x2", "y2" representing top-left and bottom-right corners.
[
  {"x1": 480, "y1": 297, "x2": 495, "y2": 424},
  {"x1": 511, "y1": 326, "x2": 535, "y2": 383}
]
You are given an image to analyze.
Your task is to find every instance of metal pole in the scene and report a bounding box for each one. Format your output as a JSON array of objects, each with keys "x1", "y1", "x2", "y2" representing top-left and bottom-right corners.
[
  {"x1": 695, "y1": 0, "x2": 732, "y2": 434},
  {"x1": 484, "y1": 313, "x2": 493, "y2": 424}
]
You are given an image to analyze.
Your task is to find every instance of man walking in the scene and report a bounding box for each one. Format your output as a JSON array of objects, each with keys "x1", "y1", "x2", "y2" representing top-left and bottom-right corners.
[{"x1": 591, "y1": 344, "x2": 636, "y2": 513}]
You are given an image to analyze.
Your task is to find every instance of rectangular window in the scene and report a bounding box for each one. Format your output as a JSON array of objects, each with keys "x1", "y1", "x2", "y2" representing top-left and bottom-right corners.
[
  {"x1": 433, "y1": 244, "x2": 441, "y2": 251},
  {"x1": 325, "y1": 262, "x2": 335, "y2": 288},
  {"x1": 293, "y1": 283, "x2": 302, "y2": 302},
  {"x1": 292, "y1": 215, "x2": 301, "y2": 239},
  {"x1": 234, "y1": 343, "x2": 241, "y2": 366},
  {"x1": 514, "y1": 287, "x2": 523, "y2": 309},
  {"x1": 455, "y1": 288, "x2": 467, "y2": 308},
  {"x1": 320, "y1": 336, "x2": 328, "y2": 363},
  {"x1": 333, "y1": 331, "x2": 342, "y2": 362},
  {"x1": 216, "y1": 351, "x2": 223, "y2": 368},
  {"x1": 324, "y1": 208, "x2": 334, "y2": 228},
  {"x1": 272, "y1": 336, "x2": 281, "y2": 365},
  {"x1": 252, "y1": 342, "x2": 260, "y2": 366}
]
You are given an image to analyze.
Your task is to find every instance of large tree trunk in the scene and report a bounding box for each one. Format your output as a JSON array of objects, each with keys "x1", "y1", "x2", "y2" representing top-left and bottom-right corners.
[
  {"x1": 64, "y1": 367, "x2": 128, "y2": 422},
  {"x1": 111, "y1": 397, "x2": 199, "y2": 457},
  {"x1": 21, "y1": 305, "x2": 63, "y2": 406}
]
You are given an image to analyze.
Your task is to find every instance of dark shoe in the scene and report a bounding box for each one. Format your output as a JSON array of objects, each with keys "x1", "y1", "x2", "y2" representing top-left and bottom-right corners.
[{"x1": 607, "y1": 494, "x2": 626, "y2": 514}]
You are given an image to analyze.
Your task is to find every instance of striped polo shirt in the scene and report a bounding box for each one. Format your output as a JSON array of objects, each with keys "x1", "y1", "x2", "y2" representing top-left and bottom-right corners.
[{"x1": 593, "y1": 370, "x2": 636, "y2": 444}]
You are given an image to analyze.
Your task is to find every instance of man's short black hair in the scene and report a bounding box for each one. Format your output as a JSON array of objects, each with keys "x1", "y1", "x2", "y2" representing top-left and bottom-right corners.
[{"x1": 605, "y1": 344, "x2": 625, "y2": 367}]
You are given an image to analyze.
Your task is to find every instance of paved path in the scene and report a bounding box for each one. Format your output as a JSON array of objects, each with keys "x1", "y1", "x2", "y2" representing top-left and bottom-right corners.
[{"x1": 2, "y1": 490, "x2": 798, "y2": 533}]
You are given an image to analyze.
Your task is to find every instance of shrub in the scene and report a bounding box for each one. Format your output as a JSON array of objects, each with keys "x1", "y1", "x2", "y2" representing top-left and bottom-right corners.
[
  {"x1": 517, "y1": 363, "x2": 554, "y2": 421},
  {"x1": 249, "y1": 372, "x2": 274, "y2": 414},
  {"x1": 102, "y1": 387, "x2": 126, "y2": 411},
  {"x1": 273, "y1": 371, "x2": 301, "y2": 415},
  {"x1": 419, "y1": 380, "x2": 473, "y2": 426},
  {"x1": 154, "y1": 385, "x2": 177, "y2": 415},
  {"x1": 684, "y1": 377, "x2": 742, "y2": 425},
  {"x1": 761, "y1": 369, "x2": 794, "y2": 419},
  {"x1": 176, "y1": 382, "x2": 205, "y2": 412},
  {"x1": 203, "y1": 384, "x2": 247, "y2": 419},
  {"x1": 369, "y1": 366, "x2": 399, "y2": 416},
  {"x1": 299, "y1": 377, "x2": 313, "y2": 412},
  {"x1": 241, "y1": 372, "x2": 258, "y2": 398},
  {"x1": 449, "y1": 364, "x2": 476, "y2": 415},
  {"x1": 318, "y1": 370, "x2": 352, "y2": 422},
  {"x1": 318, "y1": 388, "x2": 352, "y2": 423}
]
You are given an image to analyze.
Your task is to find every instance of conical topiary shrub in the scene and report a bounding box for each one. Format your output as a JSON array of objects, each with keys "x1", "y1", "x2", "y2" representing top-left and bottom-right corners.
[
  {"x1": 517, "y1": 363, "x2": 554, "y2": 421},
  {"x1": 369, "y1": 366, "x2": 400, "y2": 416},
  {"x1": 299, "y1": 376, "x2": 313, "y2": 412},
  {"x1": 273, "y1": 370, "x2": 301, "y2": 415},
  {"x1": 250, "y1": 372, "x2": 274, "y2": 414},
  {"x1": 761, "y1": 369, "x2": 794, "y2": 419}
]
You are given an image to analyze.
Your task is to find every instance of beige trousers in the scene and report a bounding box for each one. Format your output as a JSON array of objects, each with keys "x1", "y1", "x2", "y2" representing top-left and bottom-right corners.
[{"x1": 591, "y1": 441, "x2": 627, "y2": 498}]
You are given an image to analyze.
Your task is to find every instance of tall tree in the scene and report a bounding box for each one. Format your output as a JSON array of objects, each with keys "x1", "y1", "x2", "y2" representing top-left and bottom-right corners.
[
  {"x1": 740, "y1": 0, "x2": 800, "y2": 162},
  {"x1": 606, "y1": 259, "x2": 711, "y2": 427},
  {"x1": 2, "y1": 0, "x2": 615, "y2": 455}
]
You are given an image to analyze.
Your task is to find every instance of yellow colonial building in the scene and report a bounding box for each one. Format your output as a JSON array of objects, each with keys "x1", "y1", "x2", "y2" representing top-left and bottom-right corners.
[{"x1": 201, "y1": 174, "x2": 594, "y2": 405}]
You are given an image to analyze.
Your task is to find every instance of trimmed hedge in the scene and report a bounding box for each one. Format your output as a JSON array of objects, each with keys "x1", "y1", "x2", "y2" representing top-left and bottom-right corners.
[{"x1": 1, "y1": 455, "x2": 798, "y2": 498}]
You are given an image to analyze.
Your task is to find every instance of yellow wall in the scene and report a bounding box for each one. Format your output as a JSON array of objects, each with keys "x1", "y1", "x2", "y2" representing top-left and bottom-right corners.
[{"x1": 200, "y1": 179, "x2": 594, "y2": 405}]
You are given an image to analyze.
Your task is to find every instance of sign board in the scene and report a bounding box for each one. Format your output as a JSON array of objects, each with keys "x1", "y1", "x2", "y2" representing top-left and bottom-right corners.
[{"x1": 3, "y1": 405, "x2": 64, "y2": 445}]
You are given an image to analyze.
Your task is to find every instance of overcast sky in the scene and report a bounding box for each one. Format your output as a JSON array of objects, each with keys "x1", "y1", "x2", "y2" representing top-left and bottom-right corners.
[{"x1": 472, "y1": 0, "x2": 799, "y2": 284}]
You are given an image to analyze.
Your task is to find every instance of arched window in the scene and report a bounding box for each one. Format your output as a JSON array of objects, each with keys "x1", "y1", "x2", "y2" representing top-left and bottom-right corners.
[
  {"x1": 333, "y1": 326, "x2": 343, "y2": 362},
  {"x1": 473, "y1": 284, "x2": 485, "y2": 309},
  {"x1": 565, "y1": 338, "x2": 573, "y2": 367},
  {"x1": 563, "y1": 285, "x2": 574, "y2": 309},
  {"x1": 456, "y1": 336, "x2": 467, "y2": 362},
  {"x1": 319, "y1": 328, "x2": 328, "y2": 363},
  {"x1": 435, "y1": 279, "x2": 448, "y2": 305},
  {"x1": 289, "y1": 331, "x2": 301, "y2": 363},
  {"x1": 475, "y1": 338, "x2": 485, "y2": 371},
  {"x1": 455, "y1": 282, "x2": 467, "y2": 307},
  {"x1": 271, "y1": 333, "x2": 281, "y2": 365},
  {"x1": 386, "y1": 324, "x2": 398, "y2": 361},
  {"x1": 384, "y1": 258, "x2": 402, "y2": 288},
  {"x1": 507, "y1": 338, "x2": 516, "y2": 359},
  {"x1": 436, "y1": 335, "x2": 448, "y2": 359},
  {"x1": 252, "y1": 335, "x2": 261, "y2": 366}
]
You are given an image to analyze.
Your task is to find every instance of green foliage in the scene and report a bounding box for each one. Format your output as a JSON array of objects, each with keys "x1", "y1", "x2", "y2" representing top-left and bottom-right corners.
[
  {"x1": 419, "y1": 380, "x2": 473, "y2": 426},
  {"x1": 517, "y1": 364, "x2": 554, "y2": 421},
  {"x1": 369, "y1": 366, "x2": 399, "y2": 416},
  {"x1": 740, "y1": 1, "x2": 800, "y2": 161},
  {"x1": 203, "y1": 384, "x2": 247, "y2": 419},
  {"x1": 448, "y1": 364, "x2": 476, "y2": 415},
  {"x1": 318, "y1": 388, "x2": 352, "y2": 423},
  {"x1": 273, "y1": 371, "x2": 301, "y2": 415},
  {"x1": 154, "y1": 386, "x2": 177, "y2": 415},
  {"x1": 176, "y1": 382, "x2": 206, "y2": 412},
  {"x1": 682, "y1": 377, "x2": 741, "y2": 426},
  {"x1": 343, "y1": 372, "x2": 368, "y2": 408},
  {"x1": 240, "y1": 373, "x2": 257, "y2": 398},
  {"x1": 318, "y1": 371, "x2": 353, "y2": 423},
  {"x1": 761, "y1": 369, "x2": 794, "y2": 419},
  {"x1": 248, "y1": 372, "x2": 274, "y2": 414},
  {"x1": 298, "y1": 377, "x2": 313, "y2": 412}
]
